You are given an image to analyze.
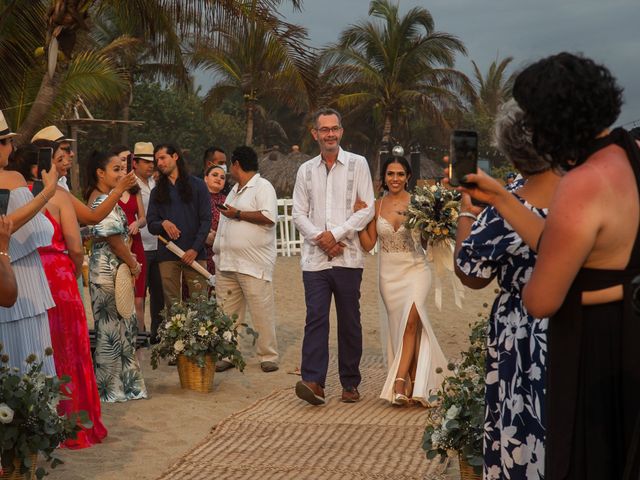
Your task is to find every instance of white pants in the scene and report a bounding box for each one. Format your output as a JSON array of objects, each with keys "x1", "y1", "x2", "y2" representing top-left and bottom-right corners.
[{"x1": 216, "y1": 271, "x2": 279, "y2": 363}]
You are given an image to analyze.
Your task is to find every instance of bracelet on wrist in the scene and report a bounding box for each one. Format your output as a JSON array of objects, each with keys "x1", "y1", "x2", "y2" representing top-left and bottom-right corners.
[
  {"x1": 458, "y1": 212, "x2": 478, "y2": 221},
  {"x1": 235, "y1": 210, "x2": 242, "y2": 220},
  {"x1": 0, "y1": 251, "x2": 11, "y2": 261}
]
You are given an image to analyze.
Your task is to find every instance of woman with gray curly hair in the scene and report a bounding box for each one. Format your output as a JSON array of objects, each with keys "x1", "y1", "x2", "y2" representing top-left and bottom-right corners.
[{"x1": 454, "y1": 99, "x2": 561, "y2": 480}]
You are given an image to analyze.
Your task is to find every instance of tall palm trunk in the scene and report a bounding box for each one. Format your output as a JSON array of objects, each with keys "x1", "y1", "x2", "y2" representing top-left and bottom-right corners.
[
  {"x1": 374, "y1": 112, "x2": 394, "y2": 182},
  {"x1": 119, "y1": 83, "x2": 133, "y2": 146},
  {"x1": 15, "y1": 72, "x2": 59, "y2": 144},
  {"x1": 245, "y1": 100, "x2": 255, "y2": 146}
]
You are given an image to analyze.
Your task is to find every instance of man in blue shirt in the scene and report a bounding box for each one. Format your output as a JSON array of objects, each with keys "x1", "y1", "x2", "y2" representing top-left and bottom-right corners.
[{"x1": 147, "y1": 143, "x2": 212, "y2": 305}]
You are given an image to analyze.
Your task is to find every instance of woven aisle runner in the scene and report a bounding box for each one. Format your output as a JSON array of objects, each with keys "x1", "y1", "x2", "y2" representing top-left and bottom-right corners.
[{"x1": 156, "y1": 356, "x2": 450, "y2": 480}]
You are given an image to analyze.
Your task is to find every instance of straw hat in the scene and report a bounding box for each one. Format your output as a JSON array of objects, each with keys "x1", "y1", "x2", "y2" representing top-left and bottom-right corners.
[
  {"x1": 0, "y1": 110, "x2": 18, "y2": 141},
  {"x1": 31, "y1": 125, "x2": 75, "y2": 143},
  {"x1": 114, "y1": 263, "x2": 135, "y2": 319},
  {"x1": 133, "y1": 142, "x2": 154, "y2": 160}
]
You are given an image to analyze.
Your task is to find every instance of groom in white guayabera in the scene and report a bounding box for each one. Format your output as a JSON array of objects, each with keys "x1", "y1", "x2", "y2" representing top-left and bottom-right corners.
[{"x1": 292, "y1": 107, "x2": 375, "y2": 405}]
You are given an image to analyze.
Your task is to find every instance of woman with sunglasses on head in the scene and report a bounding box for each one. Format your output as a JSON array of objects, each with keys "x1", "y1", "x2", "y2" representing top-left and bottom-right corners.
[
  {"x1": 0, "y1": 110, "x2": 59, "y2": 375},
  {"x1": 85, "y1": 150, "x2": 147, "y2": 403},
  {"x1": 10, "y1": 142, "x2": 108, "y2": 448}
]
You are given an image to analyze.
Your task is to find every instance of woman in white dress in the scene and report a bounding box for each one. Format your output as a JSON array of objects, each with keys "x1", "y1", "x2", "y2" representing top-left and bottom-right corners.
[{"x1": 356, "y1": 157, "x2": 447, "y2": 406}]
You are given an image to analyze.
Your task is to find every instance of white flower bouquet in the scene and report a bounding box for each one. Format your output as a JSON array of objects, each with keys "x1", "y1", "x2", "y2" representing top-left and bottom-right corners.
[
  {"x1": 422, "y1": 320, "x2": 486, "y2": 472},
  {"x1": 150, "y1": 293, "x2": 255, "y2": 371},
  {"x1": 0, "y1": 346, "x2": 90, "y2": 478},
  {"x1": 404, "y1": 184, "x2": 460, "y2": 245}
]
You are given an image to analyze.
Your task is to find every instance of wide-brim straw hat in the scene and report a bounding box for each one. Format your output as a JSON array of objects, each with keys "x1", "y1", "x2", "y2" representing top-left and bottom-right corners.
[
  {"x1": 114, "y1": 263, "x2": 135, "y2": 319},
  {"x1": 0, "y1": 110, "x2": 18, "y2": 141},
  {"x1": 31, "y1": 125, "x2": 75, "y2": 143},
  {"x1": 133, "y1": 141, "x2": 154, "y2": 160}
]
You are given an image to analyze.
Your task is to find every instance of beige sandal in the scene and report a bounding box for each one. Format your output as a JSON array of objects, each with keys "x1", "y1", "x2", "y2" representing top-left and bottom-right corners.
[{"x1": 392, "y1": 378, "x2": 409, "y2": 406}]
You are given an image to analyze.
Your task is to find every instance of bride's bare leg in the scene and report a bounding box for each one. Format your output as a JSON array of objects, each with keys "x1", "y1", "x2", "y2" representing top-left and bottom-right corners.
[{"x1": 395, "y1": 304, "x2": 421, "y2": 396}]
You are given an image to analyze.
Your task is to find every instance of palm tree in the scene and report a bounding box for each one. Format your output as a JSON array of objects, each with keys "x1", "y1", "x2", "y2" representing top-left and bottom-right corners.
[
  {"x1": 2, "y1": 0, "x2": 304, "y2": 142},
  {"x1": 193, "y1": 1, "x2": 310, "y2": 146},
  {"x1": 322, "y1": 0, "x2": 471, "y2": 172},
  {"x1": 471, "y1": 56, "x2": 515, "y2": 117}
]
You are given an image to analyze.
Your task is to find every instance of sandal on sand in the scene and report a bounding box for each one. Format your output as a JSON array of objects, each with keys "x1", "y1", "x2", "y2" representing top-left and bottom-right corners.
[{"x1": 392, "y1": 378, "x2": 409, "y2": 406}]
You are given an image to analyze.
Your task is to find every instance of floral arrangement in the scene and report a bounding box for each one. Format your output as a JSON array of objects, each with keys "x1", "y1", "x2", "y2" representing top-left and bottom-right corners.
[
  {"x1": 404, "y1": 183, "x2": 460, "y2": 244},
  {"x1": 150, "y1": 293, "x2": 255, "y2": 370},
  {"x1": 0, "y1": 345, "x2": 89, "y2": 479},
  {"x1": 422, "y1": 320, "x2": 487, "y2": 472}
]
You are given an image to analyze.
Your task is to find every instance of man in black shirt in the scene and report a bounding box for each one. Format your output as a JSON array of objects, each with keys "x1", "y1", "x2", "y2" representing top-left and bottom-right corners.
[{"x1": 147, "y1": 144, "x2": 212, "y2": 305}]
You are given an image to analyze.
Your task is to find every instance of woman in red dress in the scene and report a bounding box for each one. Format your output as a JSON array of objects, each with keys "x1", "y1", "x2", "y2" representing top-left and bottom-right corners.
[
  {"x1": 16, "y1": 143, "x2": 108, "y2": 448},
  {"x1": 112, "y1": 146, "x2": 147, "y2": 334}
]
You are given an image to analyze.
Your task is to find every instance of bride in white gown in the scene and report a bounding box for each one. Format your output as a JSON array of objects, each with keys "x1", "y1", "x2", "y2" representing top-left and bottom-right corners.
[{"x1": 356, "y1": 157, "x2": 447, "y2": 406}]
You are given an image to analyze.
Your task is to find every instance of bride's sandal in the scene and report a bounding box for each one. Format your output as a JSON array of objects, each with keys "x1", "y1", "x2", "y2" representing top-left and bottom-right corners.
[{"x1": 392, "y1": 378, "x2": 409, "y2": 406}]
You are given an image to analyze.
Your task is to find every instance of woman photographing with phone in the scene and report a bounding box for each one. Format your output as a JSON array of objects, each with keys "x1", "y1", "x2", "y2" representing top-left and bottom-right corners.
[
  {"x1": 85, "y1": 150, "x2": 147, "y2": 403},
  {"x1": 454, "y1": 53, "x2": 640, "y2": 479},
  {"x1": 0, "y1": 109, "x2": 59, "y2": 375}
]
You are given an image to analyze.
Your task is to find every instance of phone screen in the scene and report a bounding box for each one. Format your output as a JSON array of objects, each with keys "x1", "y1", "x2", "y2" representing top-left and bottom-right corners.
[
  {"x1": 0, "y1": 189, "x2": 10, "y2": 216},
  {"x1": 448, "y1": 130, "x2": 478, "y2": 187},
  {"x1": 37, "y1": 147, "x2": 53, "y2": 179},
  {"x1": 216, "y1": 203, "x2": 228, "y2": 210}
]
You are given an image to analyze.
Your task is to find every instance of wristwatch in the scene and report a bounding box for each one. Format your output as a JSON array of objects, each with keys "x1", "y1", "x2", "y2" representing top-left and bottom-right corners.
[{"x1": 235, "y1": 210, "x2": 242, "y2": 220}]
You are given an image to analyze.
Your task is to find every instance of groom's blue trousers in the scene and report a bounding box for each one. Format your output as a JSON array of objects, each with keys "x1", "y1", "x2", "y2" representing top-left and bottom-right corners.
[{"x1": 301, "y1": 267, "x2": 363, "y2": 389}]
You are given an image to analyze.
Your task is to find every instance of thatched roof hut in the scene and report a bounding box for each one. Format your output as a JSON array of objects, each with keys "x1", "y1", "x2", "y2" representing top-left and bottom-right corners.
[{"x1": 259, "y1": 148, "x2": 312, "y2": 198}]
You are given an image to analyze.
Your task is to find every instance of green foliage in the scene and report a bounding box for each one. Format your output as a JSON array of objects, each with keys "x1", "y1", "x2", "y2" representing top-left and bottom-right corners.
[
  {"x1": 422, "y1": 320, "x2": 487, "y2": 473},
  {"x1": 150, "y1": 292, "x2": 256, "y2": 371},
  {"x1": 77, "y1": 82, "x2": 245, "y2": 176},
  {"x1": 0, "y1": 345, "x2": 89, "y2": 479}
]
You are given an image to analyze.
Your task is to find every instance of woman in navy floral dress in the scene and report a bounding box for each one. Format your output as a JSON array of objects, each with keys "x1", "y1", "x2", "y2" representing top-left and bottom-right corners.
[{"x1": 454, "y1": 100, "x2": 561, "y2": 479}]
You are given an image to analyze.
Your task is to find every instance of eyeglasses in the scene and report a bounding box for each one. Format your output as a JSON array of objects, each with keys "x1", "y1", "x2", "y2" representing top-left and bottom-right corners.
[{"x1": 315, "y1": 126, "x2": 343, "y2": 134}]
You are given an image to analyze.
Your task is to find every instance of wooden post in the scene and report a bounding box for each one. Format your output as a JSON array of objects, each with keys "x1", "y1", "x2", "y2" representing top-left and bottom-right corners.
[{"x1": 69, "y1": 124, "x2": 80, "y2": 197}]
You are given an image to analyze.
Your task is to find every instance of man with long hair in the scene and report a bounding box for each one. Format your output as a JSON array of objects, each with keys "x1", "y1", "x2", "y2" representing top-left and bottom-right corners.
[{"x1": 147, "y1": 144, "x2": 212, "y2": 305}]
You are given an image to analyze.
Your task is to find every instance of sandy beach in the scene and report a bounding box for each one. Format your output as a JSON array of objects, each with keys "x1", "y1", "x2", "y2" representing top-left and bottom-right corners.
[{"x1": 47, "y1": 254, "x2": 495, "y2": 480}]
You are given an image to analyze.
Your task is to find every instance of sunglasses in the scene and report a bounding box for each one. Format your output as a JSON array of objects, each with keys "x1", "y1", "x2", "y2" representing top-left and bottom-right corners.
[{"x1": 60, "y1": 146, "x2": 72, "y2": 153}]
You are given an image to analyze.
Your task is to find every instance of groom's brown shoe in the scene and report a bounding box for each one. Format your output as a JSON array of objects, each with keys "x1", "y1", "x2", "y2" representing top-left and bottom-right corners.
[
  {"x1": 341, "y1": 386, "x2": 361, "y2": 403},
  {"x1": 295, "y1": 381, "x2": 325, "y2": 405}
]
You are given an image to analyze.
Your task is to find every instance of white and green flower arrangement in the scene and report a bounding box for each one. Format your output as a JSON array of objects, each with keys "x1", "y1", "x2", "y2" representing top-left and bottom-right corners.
[
  {"x1": 0, "y1": 345, "x2": 90, "y2": 479},
  {"x1": 422, "y1": 320, "x2": 486, "y2": 473},
  {"x1": 150, "y1": 293, "x2": 256, "y2": 370},
  {"x1": 404, "y1": 183, "x2": 460, "y2": 245}
]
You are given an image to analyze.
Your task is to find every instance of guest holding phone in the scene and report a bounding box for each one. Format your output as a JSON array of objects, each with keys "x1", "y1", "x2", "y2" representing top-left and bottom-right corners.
[
  {"x1": 112, "y1": 145, "x2": 148, "y2": 335},
  {"x1": 12, "y1": 146, "x2": 108, "y2": 448},
  {"x1": 203, "y1": 164, "x2": 227, "y2": 277},
  {"x1": 0, "y1": 109, "x2": 59, "y2": 375},
  {"x1": 85, "y1": 150, "x2": 147, "y2": 402}
]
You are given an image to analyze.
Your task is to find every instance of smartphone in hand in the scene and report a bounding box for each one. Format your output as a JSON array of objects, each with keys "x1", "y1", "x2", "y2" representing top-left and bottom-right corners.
[
  {"x1": 32, "y1": 147, "x2": 54, "y2": 197},
  {"x1": 126, "y1": 153, "x2": 133, "y2": 172},
  {"x1": 0, "y1": 189, "x2": 10, "y2": 216},
  {"x1": 448, "y1": 130, "x2": 478, "y2": 187},
  {"x1": 216, "y1": 203, "x2": 228, "y2": 210}
]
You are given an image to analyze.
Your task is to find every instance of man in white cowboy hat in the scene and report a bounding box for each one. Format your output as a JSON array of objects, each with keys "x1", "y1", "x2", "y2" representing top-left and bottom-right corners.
[
  {"x1": 31, "y1": 125, "x2": 75, "y2": 191},
  {"x1": 132, "y1": 142, "x2": 164, "y2": 344}
]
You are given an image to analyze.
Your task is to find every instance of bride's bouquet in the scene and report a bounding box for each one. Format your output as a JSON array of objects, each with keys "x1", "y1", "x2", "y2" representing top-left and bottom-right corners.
[
  {"x1": 404, "y1": 183, "x2": 460, "y2": 245},
  {"x1": 404, "y1": 183, "x2": 463, "y2": 310}
]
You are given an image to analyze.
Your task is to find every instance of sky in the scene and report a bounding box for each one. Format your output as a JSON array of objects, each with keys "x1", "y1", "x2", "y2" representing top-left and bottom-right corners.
[{"x1": 281, "y1": 0, "x2": 640, "y2": 128}]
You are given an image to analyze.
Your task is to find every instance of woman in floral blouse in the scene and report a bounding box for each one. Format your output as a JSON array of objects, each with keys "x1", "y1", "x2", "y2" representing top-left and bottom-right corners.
[
  {"x1": 454, "y1": 100, "x2": 561, "y2": 480},
  {"x1": 85, "y1": 150, "x2": 147, "y2": 403}
]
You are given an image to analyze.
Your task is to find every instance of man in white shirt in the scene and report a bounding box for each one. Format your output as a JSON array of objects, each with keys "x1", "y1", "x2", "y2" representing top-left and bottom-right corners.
[
  {"x1": 132, "y1": 142, "x2": 164, "y2": 343},
  {"x1": 292, "y1": 108, "x2": 375, "y2": 405},
  {"x1": 213, "y1": 146, "x2": 279, "y2": 373}
]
